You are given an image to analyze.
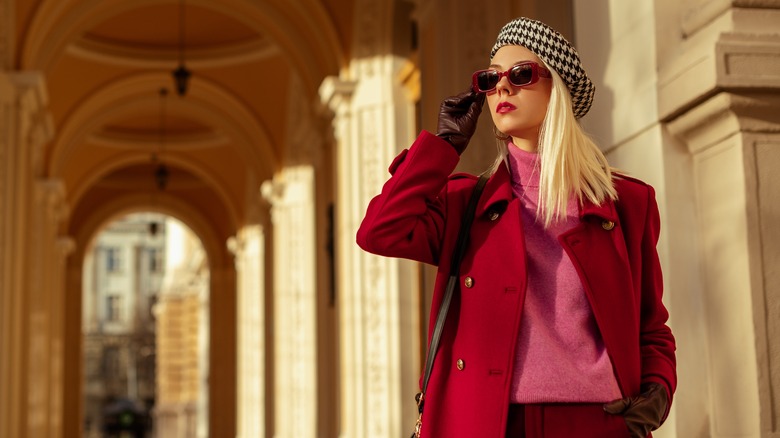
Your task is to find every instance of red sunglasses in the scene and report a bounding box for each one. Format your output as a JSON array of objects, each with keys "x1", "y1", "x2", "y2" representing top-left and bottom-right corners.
[{"x1": 471, "y1": 61, "x2": 552, "y2": 93}]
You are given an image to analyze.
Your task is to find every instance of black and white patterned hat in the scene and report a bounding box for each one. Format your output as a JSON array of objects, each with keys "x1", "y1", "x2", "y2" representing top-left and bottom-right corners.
[{"x1": 490, "y1": 17, "x2": 594, "y2": 119}]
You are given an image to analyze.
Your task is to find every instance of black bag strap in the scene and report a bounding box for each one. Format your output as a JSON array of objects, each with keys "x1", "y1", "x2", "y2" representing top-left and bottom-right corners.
[{"x1": 420, "y1": 173, "x2": 489, "y2": 399}]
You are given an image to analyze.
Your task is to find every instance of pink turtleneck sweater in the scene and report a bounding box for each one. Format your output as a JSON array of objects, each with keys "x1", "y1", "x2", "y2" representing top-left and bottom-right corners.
[{"x1": 507, "y1": 144, "x2": 621, "y2": 403}]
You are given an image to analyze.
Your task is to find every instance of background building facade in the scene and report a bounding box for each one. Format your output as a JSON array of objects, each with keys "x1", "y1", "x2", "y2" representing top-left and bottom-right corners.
[
  {"x1": 82, "y1": 213, "x2": 165, "y2": 437},
  {"x1": 0, "y1": 0, "x2": 779, "y2": 437}
]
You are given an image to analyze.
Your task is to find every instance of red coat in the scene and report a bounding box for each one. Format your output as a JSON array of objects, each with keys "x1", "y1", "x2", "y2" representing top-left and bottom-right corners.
[{"x1": 357, "y1": 131, "x2": 676, "y2": 438}]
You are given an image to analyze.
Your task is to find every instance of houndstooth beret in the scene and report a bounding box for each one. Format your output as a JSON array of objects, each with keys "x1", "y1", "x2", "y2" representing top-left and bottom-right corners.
[{"x1": 490, "y1": 17, "x2": 594, "y2": 119}]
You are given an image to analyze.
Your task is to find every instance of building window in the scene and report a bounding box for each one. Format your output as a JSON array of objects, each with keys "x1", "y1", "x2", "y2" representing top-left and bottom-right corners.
[
  {"x1": 105, "y1": 247, "x2": 122, "y2": 272},
  {"x1": 103, "y1": 346, "x2": 121, "y2": 377},
  {"x1": 106, "y1": 295, "x2": 122, "y2": 322},
  {"x1": 148, "y1": 248, "x2": 163, "y2": 273}
]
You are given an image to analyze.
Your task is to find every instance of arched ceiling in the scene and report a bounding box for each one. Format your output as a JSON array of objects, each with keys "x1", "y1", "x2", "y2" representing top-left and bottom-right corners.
[{"x1": 13, "y1": 0, "x2": 351, "y2": 240}]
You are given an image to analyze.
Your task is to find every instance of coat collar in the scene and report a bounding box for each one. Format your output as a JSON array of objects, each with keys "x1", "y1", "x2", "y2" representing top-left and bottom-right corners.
[
  {"x1": 476, "y1": 162, "x2": 618, "y2": 222},
  {"x1": 475, "y1": 162, "x2": 513, "y2": 217}
]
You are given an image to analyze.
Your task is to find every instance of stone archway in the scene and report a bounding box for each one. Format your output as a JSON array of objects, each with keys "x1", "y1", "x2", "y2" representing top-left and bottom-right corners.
[{"x1": 64, "y1": 193, "x2": 237, "y2": 438}]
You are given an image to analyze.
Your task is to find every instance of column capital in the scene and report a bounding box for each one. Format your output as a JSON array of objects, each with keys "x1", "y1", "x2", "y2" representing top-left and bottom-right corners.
[
  {"x1": 226, "y1": 235, "x2": 242, "y2": 258},
  {"x1": 57, "y1": 236, "x2": 75, "y2": 257},
  {"x1": 318, "y1": 76, "x2": 357, "y2": 116},
  {"x1": 260, "y1": 178, "x2": 285, "y2": 206},
  {"x1": 659, "y1": 8, "x2": 780, "y2": 121},
  {"x1": 667, "y1": 91, "x2": 780, "y2": 154},
  {"x1": 36, "y1": 178, "x2": 69, "y2": 224},
  {"x1": 10, "y1": 72, "x2": 54, "y2": 175}
]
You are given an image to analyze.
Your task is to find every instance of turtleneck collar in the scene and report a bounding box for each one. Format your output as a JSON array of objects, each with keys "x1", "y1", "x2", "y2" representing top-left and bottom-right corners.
[{"x1": 507, "y1": 142, "x2": 540, "y2": 192}]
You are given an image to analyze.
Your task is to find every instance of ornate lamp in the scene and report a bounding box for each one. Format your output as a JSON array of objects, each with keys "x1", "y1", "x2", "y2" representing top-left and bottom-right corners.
[{"x1": 172, "y1": 0, "x2": 191, "y2": 96}]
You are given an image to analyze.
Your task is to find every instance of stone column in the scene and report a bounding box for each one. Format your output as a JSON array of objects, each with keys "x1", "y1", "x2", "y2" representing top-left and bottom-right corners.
[
  {"x1": 28, "y1": 179, "x2": 69, "y2": 438},
  {"x1": 321, "y1": 74, "x2": 406, "y2": 437},
  {"x1": 659, "y1": 2, "x2": 780, "y2": 437},
  {"x1": 51, "y1": 236, "x2": 74, "y2": 438},
  {"x1": 0, "y1": 69, "x2": 55, "y2": 438},
  {"x1": 319, "y1": 1, "x2": 433, "y2": 436},
  {"x1": 261, "y1": 169, "x2": 318, "y2": 438},
  {"x1": 0, "y1": 70, "x2": 21, "y2": 438},
  {"x1": 229, "y1": 224, "x2": 267, "y2": 438},
  {"x1": 668, "y1": 93, "x2": 780, "y2": 438}
]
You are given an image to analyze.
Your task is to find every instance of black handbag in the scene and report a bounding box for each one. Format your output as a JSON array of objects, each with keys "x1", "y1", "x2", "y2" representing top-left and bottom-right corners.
[{"x1": 412, "y1": 174, "x2": 489, "y2": 438}]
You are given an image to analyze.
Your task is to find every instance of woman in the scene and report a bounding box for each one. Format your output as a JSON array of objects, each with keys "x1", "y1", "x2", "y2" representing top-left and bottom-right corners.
[{"x1": 357, "y1": 17, "x2": 676, "y2": 438}]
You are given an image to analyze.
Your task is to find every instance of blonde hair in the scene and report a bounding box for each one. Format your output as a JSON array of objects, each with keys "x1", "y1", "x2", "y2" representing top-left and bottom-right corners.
[{"x1": 488, "y1": 64, "x2": 617, "y2": 227}]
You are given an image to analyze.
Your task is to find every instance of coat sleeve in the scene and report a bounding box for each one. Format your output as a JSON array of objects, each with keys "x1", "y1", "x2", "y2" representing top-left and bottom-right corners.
[
  {"x1": 638, "y1": 185, "x2": 677, "y2": 418},
  {"x1": 356, "y1": 131, "x2": 461, "y2": 266}
]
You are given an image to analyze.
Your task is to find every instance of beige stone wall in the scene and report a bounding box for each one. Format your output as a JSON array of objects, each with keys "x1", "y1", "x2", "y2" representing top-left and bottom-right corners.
[
  {"x1": 575, "y1": 0, "x2": 780, "y2": 436},
  {"x1": 157, "y1": 294, "x2": 201, "y2": 407}
]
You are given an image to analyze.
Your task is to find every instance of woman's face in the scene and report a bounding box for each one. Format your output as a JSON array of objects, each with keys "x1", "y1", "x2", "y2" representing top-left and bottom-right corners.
[{"x1": 485, "y1": 45, "x2": 552, "y2": 147}]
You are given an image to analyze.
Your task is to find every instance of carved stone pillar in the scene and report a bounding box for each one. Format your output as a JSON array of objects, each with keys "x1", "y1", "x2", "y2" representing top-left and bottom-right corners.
[
  {"x1": 660, "y1": 3, "x2": 780, "y2": 437},
  {"x1": 0, "y1": 70, "x2": 55, "y2": 438},
  {"x1": 319, "y1": 2, "x2": 427, "y2": 437},
  {"x1": 668, "y1": 92, "x2": 780, "y2": 438},
  {"x1": 50, "y1": 235, "x2": 74, "y2": 438},
  {"x1": 262, "y1": 170, "x2": 317, "y2": 438},
  {"x1": 229, "y1": 225, "x2": 267, "y2": 438},
  {"x1": 28, "y1": 179, "x2": 69, "y2": 438},
  {"x1": 0, "y1": 70, "x2": 20, "y2": 438},
  {"x1": 321, "y1": 74, "x2": 406, "y2": 437}
]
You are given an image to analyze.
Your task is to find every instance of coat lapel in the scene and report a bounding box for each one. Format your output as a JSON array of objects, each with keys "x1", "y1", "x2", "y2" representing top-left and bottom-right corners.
[
  {"x1": 476, "y1": 163, "x2": 513, "y2": 218},
  {"x1": 560, "y1": 196, "x2": 636, "y2": 394}
]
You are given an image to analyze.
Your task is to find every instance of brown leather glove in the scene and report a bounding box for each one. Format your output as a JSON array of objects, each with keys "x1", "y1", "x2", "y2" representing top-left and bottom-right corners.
[
  {"x1": 436, "y1": 88, "x2": 486, "y2": 155},
  {"x1": 603, "y1": 383, "x2": 668, "y2": 438}
]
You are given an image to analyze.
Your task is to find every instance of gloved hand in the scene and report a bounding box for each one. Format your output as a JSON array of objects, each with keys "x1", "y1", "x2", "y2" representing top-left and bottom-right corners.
[
  {"x1": 604, "y1": 383, "x2": 668, "y2": 438},
  {"x1": 436, "y1": 88, "x2": 486, "y2": 155}
]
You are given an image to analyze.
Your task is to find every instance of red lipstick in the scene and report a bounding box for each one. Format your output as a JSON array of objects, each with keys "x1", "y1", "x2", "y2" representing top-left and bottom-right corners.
[{"x1": 496, "y1": 101, "x2": 516, "y2": 114}]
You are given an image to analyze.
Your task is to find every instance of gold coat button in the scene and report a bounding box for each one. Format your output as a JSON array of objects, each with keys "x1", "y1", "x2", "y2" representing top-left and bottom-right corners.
[
  {"x1": 488, "y1": 211, "x2": 500, "y2": 221},
  {"x1": 601, "y1": 220, "x2": 615, "y2": 231},
  {"x1": 456, "y1": 359, "x2": 465, "y2": 370},
  {"x1": 464, "y1": 277, "x2": 474, "y2": 288}
]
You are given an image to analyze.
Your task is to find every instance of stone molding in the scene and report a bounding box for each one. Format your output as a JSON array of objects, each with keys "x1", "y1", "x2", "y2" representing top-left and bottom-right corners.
[
  {"x1": 667, "y1": 91, "x2": 780, "y2": 153},
  {"x1": 262, "y1": 168, "x2": 317, "y2": 438},
  {"x1": 68, "y1": 34, "x2": 279, "y2": 69},
  {"x1": 659, "y1": 7, "x2": 780, "y2": 121},
  {"x1": 56, "y1": 236, "x2": 75, "y2": 257},
  {"x1": 36, "y1": 179, "x2": 69, "y2": 227},
  {"x1": 717, "y1": 33, "x2": 780, "y2": 89},
  {"x1": 9, "y1": 72, "x2": 54, "y2": 176},
  {"x1": 319, "y1": 76, "x2": 357, "y2": 117},
  {"x1": 682, "y1": 0, "x2": 780, "y2": 37}
]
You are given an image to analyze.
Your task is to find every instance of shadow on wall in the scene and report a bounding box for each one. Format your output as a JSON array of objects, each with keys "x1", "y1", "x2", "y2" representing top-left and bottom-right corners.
[{"x1": 573, "y1": 0, "x2": 615, "y2": 150}]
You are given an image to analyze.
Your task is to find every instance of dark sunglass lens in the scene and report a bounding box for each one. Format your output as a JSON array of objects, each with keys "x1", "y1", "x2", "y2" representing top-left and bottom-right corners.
[
  {"x1": 477, "y1": 71, "x2": 499, "y2": 91},
  {"x1": 509, "y1": 64, "x2": 534, "y2": 86}
]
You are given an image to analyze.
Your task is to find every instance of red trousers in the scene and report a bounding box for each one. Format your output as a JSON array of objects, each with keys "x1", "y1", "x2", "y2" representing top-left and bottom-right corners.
[{"x1": 506, "y1": 403, "x2": 631, "y2": 438}]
